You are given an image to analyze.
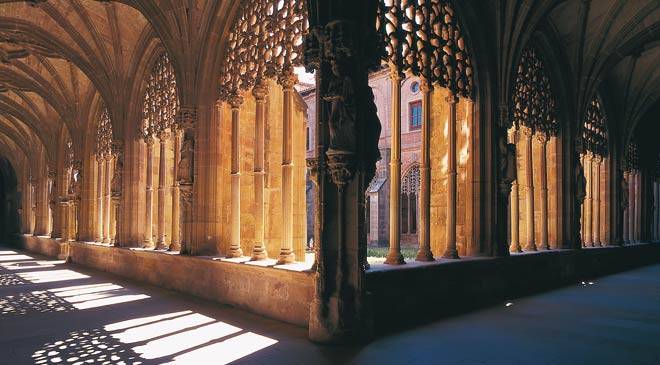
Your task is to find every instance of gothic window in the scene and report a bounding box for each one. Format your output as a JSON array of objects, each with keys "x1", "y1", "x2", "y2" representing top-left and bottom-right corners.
[
  {"x1": 218, "y1": 0, "x2": 308, "y2": 99},
  {"x1": 401, "y1": 165, "x2": 420, "y2": 234},
  {"x1": 409, "y1": 101, "x2": 422, "y2": 130},
  {"x1": 378, "y1": 0, "x2": 474, "y2": 98},
  {"x1": 583, "y1": 97, "x2": 608, "y2": 157},
  {"x1": 96, "y1": 107, "x2": 112, "y2": 156},
  {"x1": 511, "y1": 46, "x2": 559, "y2": 136},
  {"x1": 141, "y1": 53, "x2": 179, "y2": 139}
]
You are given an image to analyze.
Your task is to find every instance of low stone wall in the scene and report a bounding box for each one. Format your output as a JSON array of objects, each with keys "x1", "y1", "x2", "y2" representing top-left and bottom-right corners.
[
  {"x1": 17, "y1": 235, "x2": 314, "y2": 327},
  {"x1": 367, "y1": 244, "x2": 660, "y2": 333}
]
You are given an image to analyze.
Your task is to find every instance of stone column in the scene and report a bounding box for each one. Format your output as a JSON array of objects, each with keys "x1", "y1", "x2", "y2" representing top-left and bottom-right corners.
[
  {"x1": 277, "y1": 69, "x2": 297, "y2": 264},
  {"x1": 584, "y1": 153, "x2": 593, "y2": 247},
  {"x1": 47, "y1": 170, "x2": 57, "y2": 237},
  {"x1": 144, "y1": 136, "x2": 155, "y2": 248},
  {"x1": 227, "y1": 95, "x2": 244, "y2": 258},
  {"x1": 156, "y1": 130, "x2": 170, "y2": 249},
  {"x1": 656, "y1": 180, "x2": 660, "y2": 241},
  {"x1": 175, "y1": 107, "x2": 196, "y2": 255},
  {"x1": 103, "y1": 153, "x2": 113, "y2": 244},
  {"x1": 385, "y1": 66, "x2": 405, "y2": 265},
  {"x1": 628, "y1": 170, "x2": 635, "y2": 244},
  {"x1": 538, "y1": 133, "x2": 550, "y2": 250},
  {"x1": 416, "y1": 79, "x2": 434, "y2": 261},
  {"x1": 635, "y1": 171, "x2": 641, "y2": 242},
  {"x1": 59, "y1": 199, "x2": 70, "y2": 241},
  {"x1": 509, "y1": 129, "x2": 521, "y2": 252},
  {"x1": 34, "y1": 174, "x2": 49, "y2": 236},
  {"x1": 169, "y1": 128, "x2": 181, "y2": 251},
  {"x1": 443, "y1": 94, "x2": 460, "y2": 259},
  {"x1": 23, "y1": 177, "x2": 34, "y2": 234},
  {"x1": 521, "y1": 126, "x2": 536, "y2": 251},
  {"x1": 593, "y1": 156, "x2": 602, "y2": 246},
  {"x1": 623, "y1": 171, "x2": 630, "y2": 244},
  {"x1": 96, "y1": 155, "x2": 104, "y2": 242},
  {"x1": 252, "y1": 81, "x2": 269, "y2": 260}
]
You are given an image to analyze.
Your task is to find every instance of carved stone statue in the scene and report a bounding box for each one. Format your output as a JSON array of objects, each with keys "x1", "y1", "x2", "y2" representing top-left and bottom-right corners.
[
  {"x1": 574, "y1": 155, "x2": 587, "y2": 246},
  {"x1": 177, "y1": 128, "x2": 194, "y2": 185},
  {"x1": 111, "y1": 153, "x2": 123, "y2": 196},
  {"x1": 498, "y1": 132, "x2": 517, "y2": 194},
  {"x1": 620, "y1": 171, "x2": 629, "y2": 210}
]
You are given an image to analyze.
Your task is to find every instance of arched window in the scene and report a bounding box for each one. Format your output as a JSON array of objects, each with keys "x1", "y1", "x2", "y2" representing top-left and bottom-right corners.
[
  {"x1": 140, "y1": 52, "x2": 180, "y2": 250},
  {"x1": 401, "y1": 165, "x2": 420, "y2": 235}
]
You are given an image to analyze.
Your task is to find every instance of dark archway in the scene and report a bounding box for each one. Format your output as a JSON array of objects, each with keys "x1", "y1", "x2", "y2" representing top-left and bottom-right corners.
[{"x1": 0, "y1": 157, "x2": 20, "y2": 242}]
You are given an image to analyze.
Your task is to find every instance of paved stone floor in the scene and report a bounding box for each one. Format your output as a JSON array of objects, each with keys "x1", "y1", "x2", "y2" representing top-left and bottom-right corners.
[{"x1": 1, "y1": 245, "x2": 660, "y2": 365}]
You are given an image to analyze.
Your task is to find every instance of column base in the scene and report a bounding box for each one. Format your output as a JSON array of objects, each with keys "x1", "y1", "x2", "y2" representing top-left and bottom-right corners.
[
  {"x1": 308, "y1": 297, "x2": 372, "y2": 344},
  {"x1": 226, "y1": 245, "x2": 244, "y2": 258},
  {"x1": 415, "y1": 248, "x2": 434, "y2": 262},
  {"x1": 524, "y1": 243, "x2": 537, "y2": 252},
  {"x1": 168, "y1": 242, "x2": 181, "y2": 252},
  {"x1": 143, "y1": 239, "x2": 155, "y2": 249},
  {"x1": 251, "y1": 244, "x2": 268, "y2": 261},
  {"x1": 102, "y1": 238, "x2": 111, "y2": 244},
  {"x1": 276, "y1": 249, "x2": 295, "y2": 264},
  {"x1": 384, "y1": 250, "x2": 405, "y2": 265},
  {"x1": 509, "y1": 243, "x2": 522, "y2": 253},
  {"x1": 441, "y1": 248, "x2": 459, "y2": 259},
  {"x1": 538, "y1": 242, "x2": 550, "y2": 250},
  {"x1": 155, "y1": 239, "x2": 168, "y2": 250}
]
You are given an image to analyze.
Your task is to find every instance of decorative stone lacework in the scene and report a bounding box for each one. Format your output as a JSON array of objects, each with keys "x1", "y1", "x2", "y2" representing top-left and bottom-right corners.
[
  {"x1": 583, "y1": 97, "x2": 608, "y2": 157},
  {"x1": 511, "y1": 46, "x2": 558, "y2": 136},
  {"x1": 95, "y1": 106, "x2": 112, "y2": 156},
  {"x1": 625, "y1": 142, "x2": 639, "y2": 172},
  {"x1": 141, "y1": 53, "x2": 179, "y2": 139},
  {"x1": 218, "y1": 0, "x2": 308, "y2": 100},
  {"x1": 401, "y1": 164, "x2": 420, "y2": 195},
  {"x1": 377, "y1": 0, "x2": 474, "y2": 98}
]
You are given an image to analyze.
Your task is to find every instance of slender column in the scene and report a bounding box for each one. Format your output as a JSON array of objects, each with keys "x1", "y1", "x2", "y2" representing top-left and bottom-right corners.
[
  {"x1": 538, "y1": 133, "x2": 550, "y2": 250},
  {"x1": 593, "y1": 156, "x2": 602, "y2": 246},
  {"x1": 144, "y1": 136, "x2": 155, "y2": 248},
  {"x1": 385, "y1": 67, "x2": 405, "y2": 265},
  {"x1": 656, "y1": 181, "x2": 660, "y2": 241},
  {"x1": 169, "y1": 129, "x2": 181, "y2": 251},
  {"x1": 628, "y1": 170, "x2": 634, "y2": 244},
  {"x1": 277, "y1": 69, "x2": 297, "y2": 264},
  {"x1": 102, "y1": 153, "x2": 113, "y2": 244},
  {"x1": 635, "y1": 171, "x2": 641, "y2": 242},
  {"x1": 443, "y1": 93, "x2": 460, "y2": 259},
  {"x1": 33, "y1": 175, "x2": 48, "y2": 236},
  {"x1": 156, "y1": 131, "x2": 170, "y2": 249},
  {"x1": 584, "y1": 153, "x2": 593, "y2": 247},
  {"x1": 95, "y1": 155, "x2": 104, "y2": 241},
  {"x1": 252, "y1": 82, "x2": 269, "y2": 260},
  {"x1": 23, "y1": 177, "x2": 34, "y2": 234},
  {"x1": 623, "y1": 171, "x2": 630, "y2": 244},
  {"x1": 416, "y1": 78, "x2": 433, "y2": 261},
  {"x1": 521, "y1": 126, "x2": 536, "y2": 251},
  {"x1": 509, "y1": 129, "x2": 521, "y2": 252},
  {"x1": 47, "y1": 171, "x2": 57, "y2": 237},
  {"x1": 227, "y1": 95, "x2": 244, "y2": 258}
]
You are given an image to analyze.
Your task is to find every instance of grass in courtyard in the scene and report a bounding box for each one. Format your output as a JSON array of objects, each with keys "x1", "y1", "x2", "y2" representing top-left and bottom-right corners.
[{"x1": 367, "y1": 246, "x2": 418, "y2": 260}]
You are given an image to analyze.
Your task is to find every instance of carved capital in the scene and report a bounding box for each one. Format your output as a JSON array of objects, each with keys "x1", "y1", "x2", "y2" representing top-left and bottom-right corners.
[
  {"x1": 326, "y1": 149, "x2": 356, "y2": 189},
  {"x1": 47, "y1": 169, "x2": 56, "y2": 180},
  {"x1": 536, "y1": 131, "x2": 550, "y2": 144},
  {"x1": 420, "y1": 79, "x2": 433, "y2": 93},
  {"x1": 520, "y1": 125, "x2": 534, "y2": 138},
  {"x1": 306, "y1": 158, "x2": 320, "y2": 183},
  {"x1": 158, "y1": 130, "x2": 171, "y2": 142},
  {"x1": 278, "y1": 66, "x2": 298, "y2": 90},
  {"x1": 252, "y1": 81, "x2": 269, "y2": 102},
  {"x1": 445, "y1": 94, "x2": 458, "y2": 104},
  {"x1": 144, "y1": 135, "x2": 155, "y2": 147},
  {"x1": 175, "y1": 107, "x2": 197, "y2": 131},
  {"x1": 228, "y1": 94, "x2": 244, "y2": 110}
]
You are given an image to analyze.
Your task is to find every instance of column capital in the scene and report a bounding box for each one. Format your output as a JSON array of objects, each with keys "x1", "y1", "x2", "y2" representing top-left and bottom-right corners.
[
  {"x1": 158, "y1": 129, "x2": 171, "y2": 142},
  {"x1": 278, "y1": 65, "x2": 298, "y2": 90},
  {"x1": 144, "y1": 134, "x2": 155, "y2": 147},
  {"x1": 420, "y1": 78, "x2": 433, "y2": 93},
  {"x1": 175, "y1": 106, "x2": 197, "y2": 131},
  {"x1": 520, "y1": 125, "x2": 534, "y2": 138},
  {"x1": 536, "y1": 131, "x2": 550, "y2": 143},
  {"x1": 47, "y1": 169, "x2": 57, "y2": 180},
  {"x1": 228, "y1": 94, "x2": 244, "y2": 110},
  {"x1": 388, "y1": 62, "x2": 404, "y2": 82},
  {"x1": 445, "y1": 94, "x2": 458, "y2": 104},
  {"x1": 252, "y1": 80, "x2": 269, "y2": 102}
]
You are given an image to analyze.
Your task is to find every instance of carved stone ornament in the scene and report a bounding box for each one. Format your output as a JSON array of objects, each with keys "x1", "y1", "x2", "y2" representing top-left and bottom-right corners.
[
  {"x1": 498, "y1": 129, "x2": 517, "y2": 195},
  {"x1": 177, "y1": 128, "x2": 195, "y2": 185},
  {"x1": 583, "y1": 97, "x2": 608, "y2": 157},
  {"x1": 111, "y1": 151, "x2": 123, "y2": 197}
]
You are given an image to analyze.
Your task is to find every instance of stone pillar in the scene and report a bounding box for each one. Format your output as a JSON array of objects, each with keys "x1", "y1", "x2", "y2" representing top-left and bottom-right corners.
[
  {"x1": 656, "y1": 180, "x2": 660, "y2": 241},
  {"x1": 628, "y1": 170, "x2": 635, "y2": 244},
  {"x1": 385, "y1": 66, "x2": 404, "y2": 265},
  {"x1": 103, "y1": 154, "x2": 113, "y2": 244},
  {"x1": 96, "y1": 155, "x2": 104, "y2": 242},
  {"x1": 47, "y1": 170, "x2": 57, "y2": 237},
  {"x1": 522, "y1": 126, "x2": 536, "y2": 251},
  {"x1": 538, "y1": 133, "x2": 550, "y2": 250},
  {"x1": 156, "y1": 131, "x2": 170, "y2": 249},
  {"x1": 110, "y1": 143, "x2": 123, "y2": 246},
  {"x1": 144, "y1": 136, "x2": 155, "y2": 248},
  {"x1": 305, "y1": 4, "x2": 382, "y2": 342},
  {"x1": 227, "y1": 95, "x2": 244, "y2": 258},
  {"x1": 170, "y1": 129, "x2": 181, "y2": 251},
  {"x1": 252, "y1": 81, "x2": 268, "y2": 260},
  {"x1": 277, "y1": 69, "x2": 297, "y2": 264},
  {"x1": 34, "y1": 174, "x2": 49, "y2": 236},
  {"x1": 23, "y1": 177, "x2": 34, "y2": 234},
  {"x1": 584, "y1": 153, "x2": 593, "y2": 247},
  {"x1": 509, "y1": 129, "x2": 521, "y2": 252},
  {"x1": 593, "y1": 156, "x2": 602, "y2": 246},
  {"x1": 416, "y1": 79, "x2": 434, "y2": 261},
  {"x1": 635, "y1": 171, "x2": 641, "y2": 242},
  {"x1": 176, "y1": 107, "x2": 196, "y2": 255},
  {"x1": 623, "y1": 171, "x2": 630, "y2": 244},
  {"x1": 443, "y1": 94, "x2": 460, "y2": 259}
]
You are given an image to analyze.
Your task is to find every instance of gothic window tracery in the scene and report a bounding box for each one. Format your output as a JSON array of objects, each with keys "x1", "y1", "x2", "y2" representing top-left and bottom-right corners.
[
  {"x1": 377, "y1": 0, "x2": 474, "y2": 98},
  {"x1": 583, "y1": 98, "x2": 608, "y2": 157},
  {"x1": 511, "y1": 46, "x2": 558, "y2": 136},
  {"x1": 96, "y1": 107, "x2": 112, "y2": 156},
  {"x1": 218, "y1": 0, "x2": 308, "y2": 100},
  {"x1": 401, "y1": 164, "x2": 420, "y2": 234},
  {"x1": 141, "y1": 53, "x2": 179, "y2": 139}
]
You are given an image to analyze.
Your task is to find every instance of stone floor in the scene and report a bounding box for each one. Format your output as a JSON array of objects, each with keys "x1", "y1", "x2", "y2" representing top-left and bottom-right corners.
[{"x1": 1, "y1": 245, "x2": 659, "y2": 365}]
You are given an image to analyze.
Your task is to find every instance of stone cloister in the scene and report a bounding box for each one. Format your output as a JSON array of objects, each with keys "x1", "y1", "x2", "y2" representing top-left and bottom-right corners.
[{"x1": 0, "y1": 0, "x2": 658, "y2": 345}]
